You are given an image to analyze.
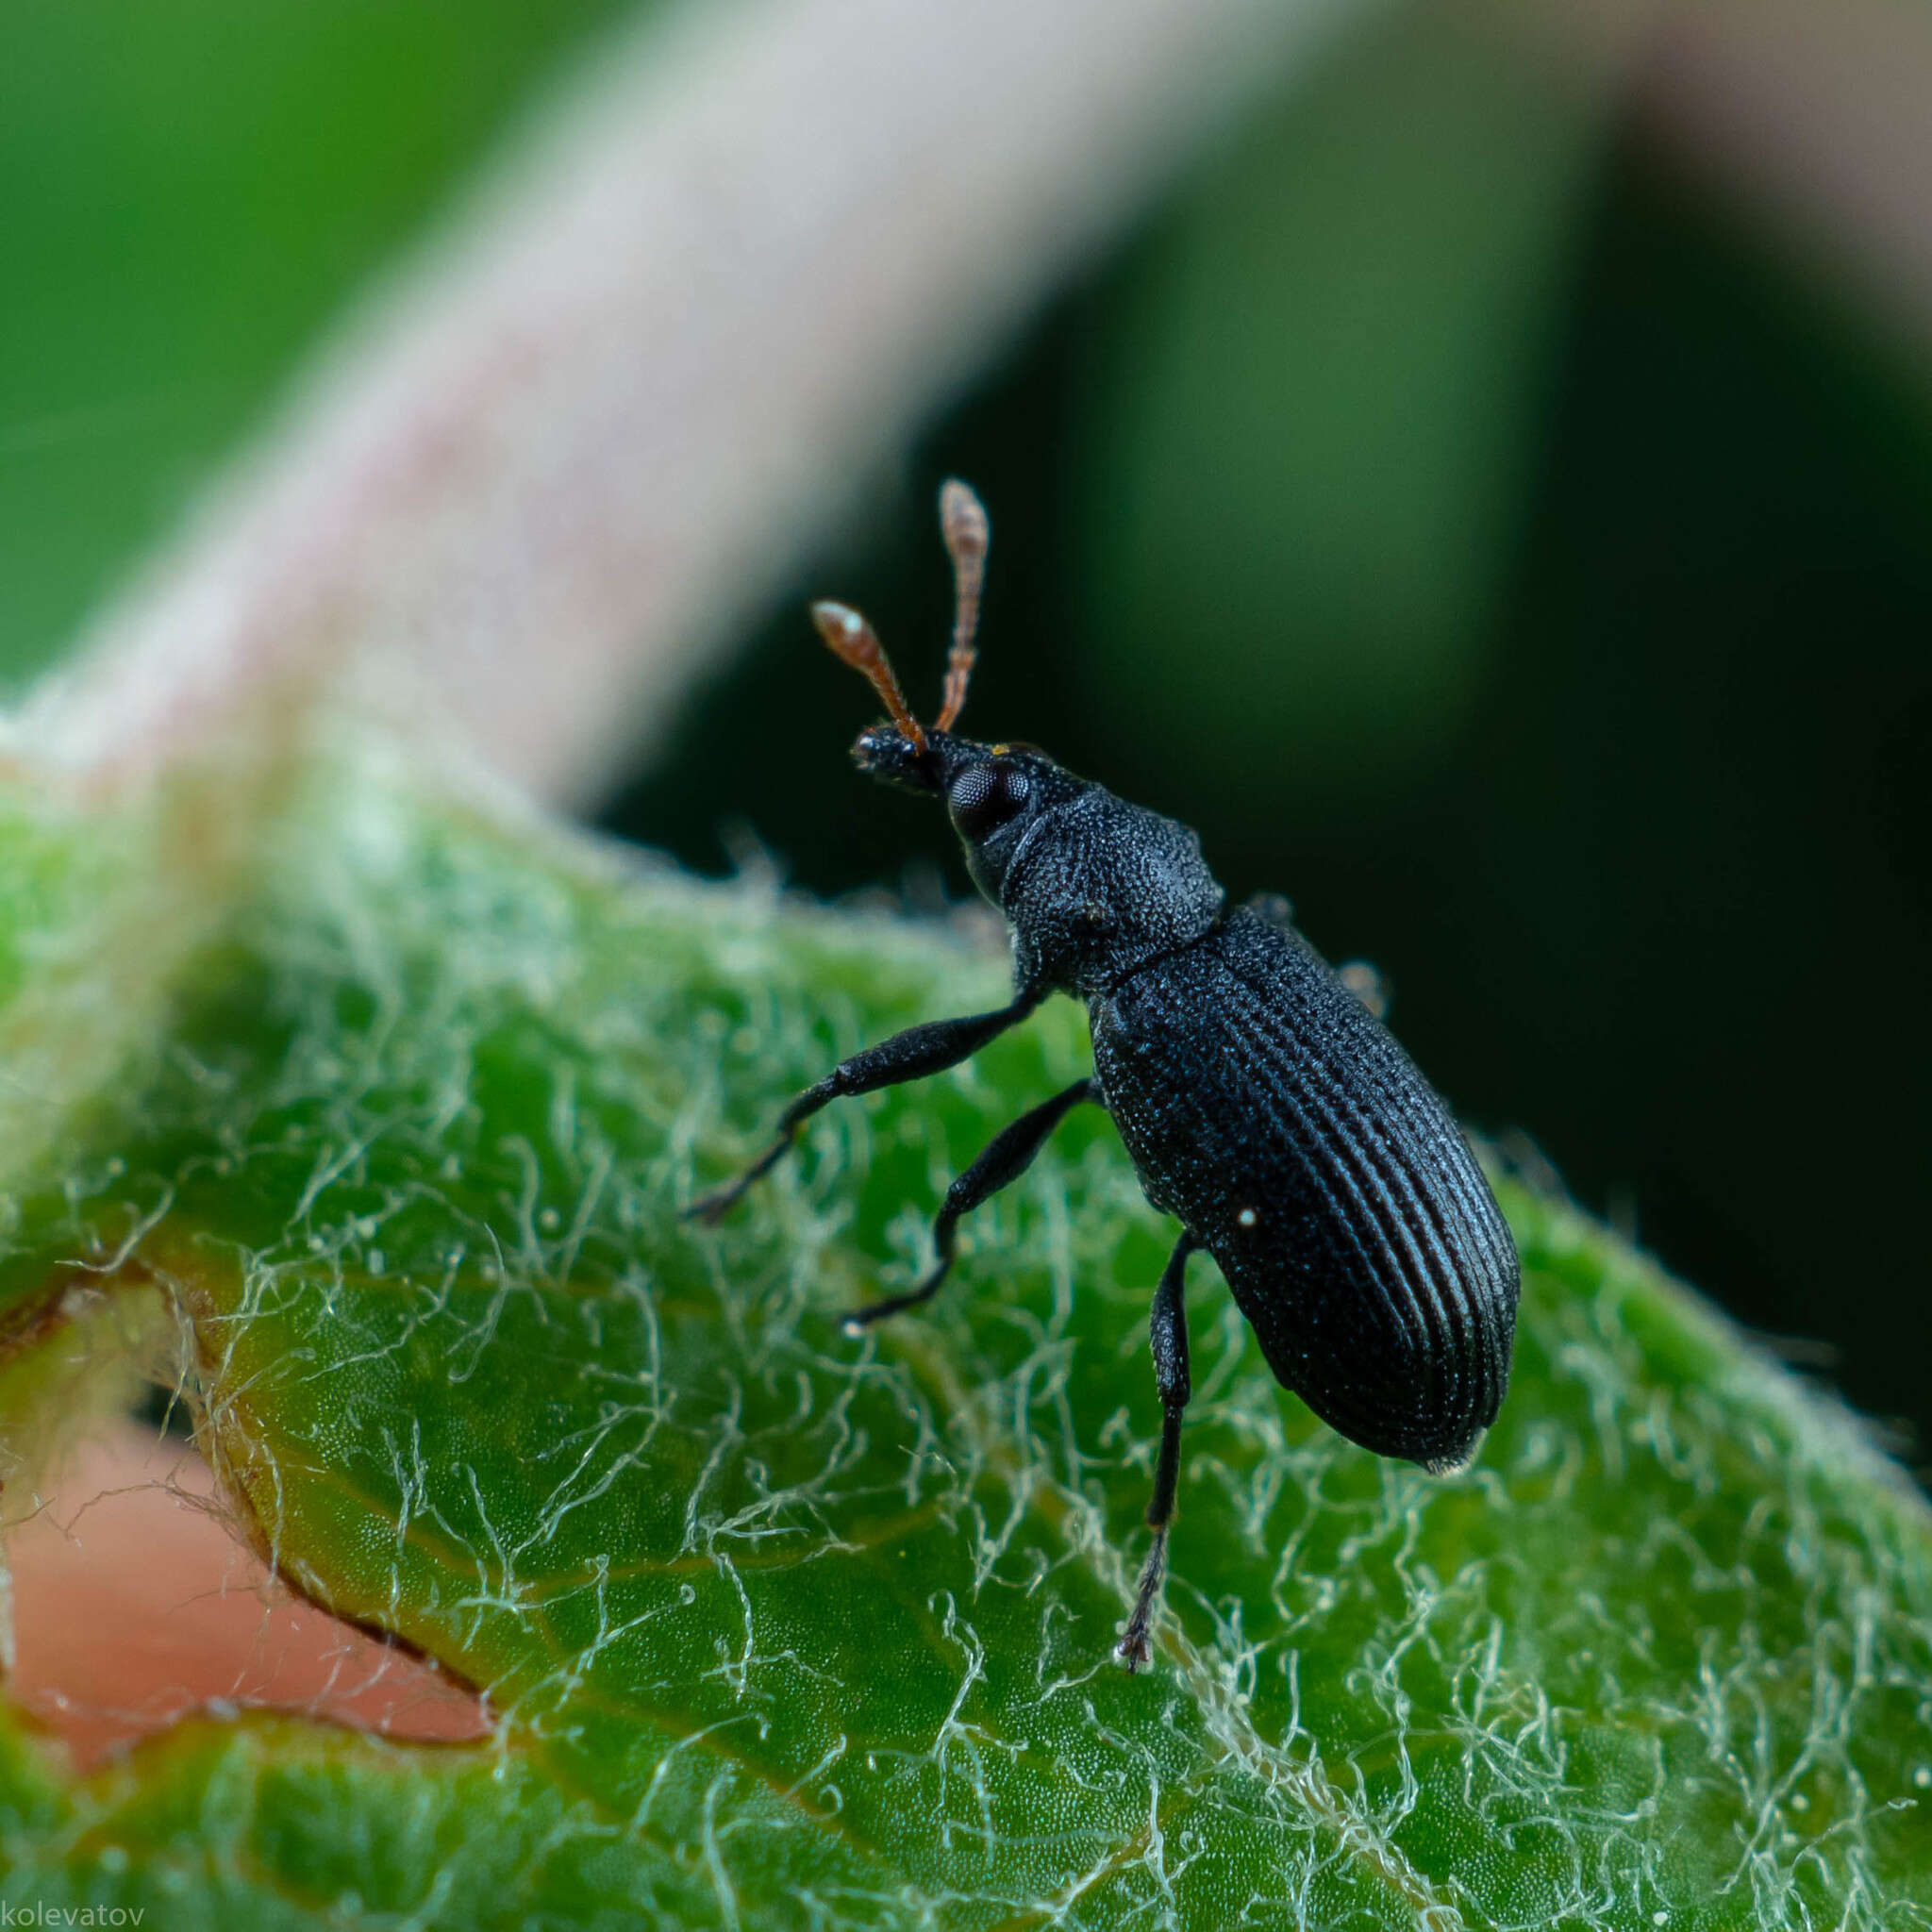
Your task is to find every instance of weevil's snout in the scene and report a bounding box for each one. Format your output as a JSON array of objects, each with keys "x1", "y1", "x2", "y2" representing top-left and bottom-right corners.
[{"x1": 851, "y1": 723, "x2": 945, "y2": 794}]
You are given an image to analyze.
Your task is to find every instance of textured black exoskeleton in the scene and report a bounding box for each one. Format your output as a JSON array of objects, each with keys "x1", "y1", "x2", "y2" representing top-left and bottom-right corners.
[{"x1": 691, "y1": 482, "x2": 1521, "y2": 1669}]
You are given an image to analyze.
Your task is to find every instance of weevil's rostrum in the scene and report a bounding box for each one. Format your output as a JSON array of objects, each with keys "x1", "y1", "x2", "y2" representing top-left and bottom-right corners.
[{"x1": 691, "y1": 481, "x2": 1521, "y2": 1669}]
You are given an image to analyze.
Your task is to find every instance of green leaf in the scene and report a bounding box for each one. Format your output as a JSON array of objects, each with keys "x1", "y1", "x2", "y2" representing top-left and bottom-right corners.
[{"x1": 1, "y1": 750, "x2": 1928, "y2": 1929}]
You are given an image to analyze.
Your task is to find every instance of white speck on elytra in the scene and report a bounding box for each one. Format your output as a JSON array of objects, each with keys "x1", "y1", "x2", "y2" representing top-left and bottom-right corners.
[{"x1": 1237, "y1": 1208, "x2": 1257, "y2": 1228}]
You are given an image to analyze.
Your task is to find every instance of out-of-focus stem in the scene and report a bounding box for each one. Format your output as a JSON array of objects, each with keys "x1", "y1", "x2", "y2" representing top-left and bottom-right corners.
[{"x1": 21, "y1": 0, "x2": 1362, "y2": 809}]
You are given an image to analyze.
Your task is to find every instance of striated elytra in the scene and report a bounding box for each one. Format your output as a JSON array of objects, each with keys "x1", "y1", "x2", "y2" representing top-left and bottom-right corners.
[{"x1": 691, "y1": 481, "x2": 1521, "y2": 1669}]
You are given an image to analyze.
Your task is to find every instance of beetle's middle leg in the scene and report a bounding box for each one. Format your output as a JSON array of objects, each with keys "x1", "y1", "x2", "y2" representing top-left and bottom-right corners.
[
  {"x1": 845, "y1": 1076, "x2": 1098, "y2": 1330},
  {"x1": 1117, "y1": 1231, "x2": 1195, "y2": 1672}
]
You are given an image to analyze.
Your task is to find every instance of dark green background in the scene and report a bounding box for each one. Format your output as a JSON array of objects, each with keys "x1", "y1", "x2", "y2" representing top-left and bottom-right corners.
[{"x1": 5, "y1": 4, "x2": 1928, "y2": 1466}]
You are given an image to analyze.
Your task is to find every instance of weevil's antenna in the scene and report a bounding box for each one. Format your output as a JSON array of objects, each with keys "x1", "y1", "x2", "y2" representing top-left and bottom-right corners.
[
  {"x1": 936, "y1": 478, "x2": 989, "y2": 731},
  {"x1": 812, "y1": 600, "x2": 928, "y2": 755}
]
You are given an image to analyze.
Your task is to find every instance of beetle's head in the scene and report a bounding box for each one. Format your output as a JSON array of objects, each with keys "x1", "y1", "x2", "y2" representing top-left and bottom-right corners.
[
  {"x1": 811, "y1": 480, "x2": 1088, "y2": 894},
  {"x1": 850, "y1": 724, "x2": 1088, "y2": 897}
]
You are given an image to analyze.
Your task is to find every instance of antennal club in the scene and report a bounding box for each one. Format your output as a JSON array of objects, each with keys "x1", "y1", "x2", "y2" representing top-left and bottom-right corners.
[
  {"x1": 812, "y1": 601, "x2": 927, "y2": 755},
  {"x1": 936, "y1": 479, "x2": 989, "y2": 731}
]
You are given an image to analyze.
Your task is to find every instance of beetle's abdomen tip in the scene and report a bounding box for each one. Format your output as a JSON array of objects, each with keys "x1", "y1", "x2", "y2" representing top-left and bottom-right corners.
[{"x1": 1420, "y1": 1431, "x2": 1485, "y2": 1478}]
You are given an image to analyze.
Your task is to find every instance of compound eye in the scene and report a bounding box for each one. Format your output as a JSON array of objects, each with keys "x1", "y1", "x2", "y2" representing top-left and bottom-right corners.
[{"x1": 949, "y1": 761, "x2": 1031, "y2": 841}]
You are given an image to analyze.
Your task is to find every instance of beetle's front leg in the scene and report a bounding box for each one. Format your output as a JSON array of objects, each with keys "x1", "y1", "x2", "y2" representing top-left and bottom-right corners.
[
  {"x1": 687, "y1": 991, "x2": 1042, "y2": 1224},
  {"x1": 1117, "y1": 1231, "x2": 1195, "y2": 1672}
]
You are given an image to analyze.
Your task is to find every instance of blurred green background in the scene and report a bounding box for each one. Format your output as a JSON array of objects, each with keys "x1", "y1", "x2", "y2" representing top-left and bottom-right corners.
[{"x1": 7, "y1": 3, "x2": 1929, "y2": 1468}]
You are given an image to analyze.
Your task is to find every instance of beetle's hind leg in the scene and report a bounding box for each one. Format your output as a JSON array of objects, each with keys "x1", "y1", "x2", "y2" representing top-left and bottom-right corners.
[
  {"x1": 844, "y1": 1076, "x2": 1097, "y2": 1332},
  {"x1": 687, "y1": 993, "x2": 1041, "y2": 1224},
  {"x1": 1117, "y1": 1232, "x2": 1196, "y2": 1672}
]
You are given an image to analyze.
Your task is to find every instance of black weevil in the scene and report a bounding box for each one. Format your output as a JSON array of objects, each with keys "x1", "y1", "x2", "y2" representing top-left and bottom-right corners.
[{"x1": 691, "y1": 481, "x2": 1521, "y2": 1668}]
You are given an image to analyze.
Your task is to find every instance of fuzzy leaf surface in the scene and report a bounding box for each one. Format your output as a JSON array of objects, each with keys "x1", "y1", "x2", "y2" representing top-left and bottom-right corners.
[{"x1": 0, "y1": 758, "x2": 1927, "y2": 1930}]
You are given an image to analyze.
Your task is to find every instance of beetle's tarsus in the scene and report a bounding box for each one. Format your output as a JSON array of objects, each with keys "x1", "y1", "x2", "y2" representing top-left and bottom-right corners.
[
  {"x1": 686, "y1": 1176, "x2": 749, "y2": 1225},
  {"x1": 686, "y1": 1129, "x2": 796, "y2": 1224},
  {"x1": 842, "y1": 1262, "x2": 949, "y2": 1333},
  {"x1": 1116, "y1": 1527, "x2": 1169, "y2": 1672}
]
